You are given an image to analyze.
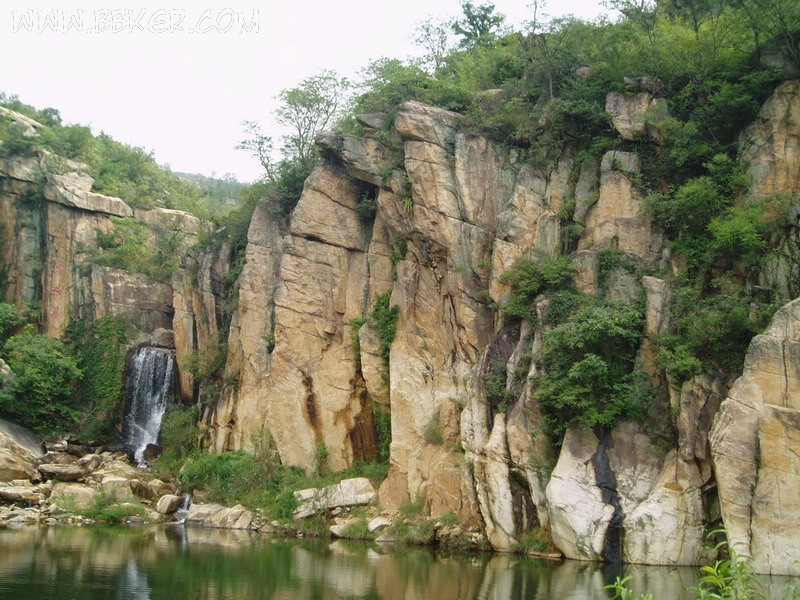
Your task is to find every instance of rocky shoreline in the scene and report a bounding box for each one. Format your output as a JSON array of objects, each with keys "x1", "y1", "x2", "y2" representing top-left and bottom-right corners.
[{"x1": 1, "y1": 421, "x2": 504, "y2": 553}]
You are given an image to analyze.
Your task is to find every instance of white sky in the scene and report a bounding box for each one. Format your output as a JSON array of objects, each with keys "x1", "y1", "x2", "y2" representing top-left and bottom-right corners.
[{"x1": 0, "y1": 1, "x2": 608, "y2": 182}]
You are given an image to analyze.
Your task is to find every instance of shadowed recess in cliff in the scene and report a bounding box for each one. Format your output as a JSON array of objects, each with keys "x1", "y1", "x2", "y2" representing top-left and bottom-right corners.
[
  {"x1": 124, "y1": 346, "x2": 176, "y2": 464},
  {"x1": 592, "y1": 427, "x2": 624, "y2": 563}
]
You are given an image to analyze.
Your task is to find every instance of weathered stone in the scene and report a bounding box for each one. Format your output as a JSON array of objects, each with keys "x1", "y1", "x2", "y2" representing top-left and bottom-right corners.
[
  {"x1": 368, "y1": 516, "x2": 391, "y2": 533},
  {"x1": 0, "y1": 418, "x2": 43, "y2": 459},
  {"x1": 151, "y1": 328, "x2": 175, "y2": 348},
  {"x1": 578, "y1": 151, "x2": 662, "y2": 263},
  {"x1": 356, "y1": 112, "x2": 388, "y2": 131},
  {"x1": 711, "y1": 297, "x2": 800, "y2": 575},
  {"x1": 156, "y1": 494, "x2": 185, "y2": 514},
  {"x1": 293, "y1": 477, "x2": 376, "y2": 519},
  {"x1": 49, "y1": 482, "x2": 97, "y2": 509},
  {"x1": 134, "y1": 207, "x2": 201, "y2": 237},
  {"x1": 44, "y1": 173, "x2": 132, "y2": 217},
  {"x1": 0, "y1": 485, "x2": 43, "y2": 504},
  {"x1": 0, "y1": 449, "x2": 35, "y2": 482},
  {"x1": 205, "y1": 504, "x2": 253, "y2": 529},
  {"x1": 38, "y1": 463, "x2": 86, "y2": 482},
  {"x1": 91, "y1": 266, "x2": 173, "y2": 333},
  {"x1": 185, "y1": 502, "x2": 226, "y2": 524}
]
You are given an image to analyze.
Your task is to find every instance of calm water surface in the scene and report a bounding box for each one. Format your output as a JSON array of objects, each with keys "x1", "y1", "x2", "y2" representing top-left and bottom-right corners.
[{"x1": 0, "y1": 525, "x2": 791, "y2": 599}]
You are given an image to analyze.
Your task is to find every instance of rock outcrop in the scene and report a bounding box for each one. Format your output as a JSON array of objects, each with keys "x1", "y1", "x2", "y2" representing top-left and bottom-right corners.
[
  {"x1": 4, "y1": 75, "x2": 800, "y2": 573},
  {"x1": 710, "y1": 298, "x2": 800, "y2": 575}
]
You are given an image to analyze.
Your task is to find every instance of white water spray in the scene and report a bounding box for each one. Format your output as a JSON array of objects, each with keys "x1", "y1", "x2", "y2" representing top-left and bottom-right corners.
[{"x1": 124, "y1": 347, "x2": 175, "y2": 465}]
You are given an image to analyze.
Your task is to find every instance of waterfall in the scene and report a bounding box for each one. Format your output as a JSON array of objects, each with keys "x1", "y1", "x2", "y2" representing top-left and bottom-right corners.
[{"x1": 124, "y1": 346, "x2": 175, "y2": 465}]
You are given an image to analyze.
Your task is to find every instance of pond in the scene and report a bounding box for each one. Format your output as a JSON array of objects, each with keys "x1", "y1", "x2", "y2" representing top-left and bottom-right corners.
[{"x1": 0, "y1": 525, "x2": 792, "y2": 599}]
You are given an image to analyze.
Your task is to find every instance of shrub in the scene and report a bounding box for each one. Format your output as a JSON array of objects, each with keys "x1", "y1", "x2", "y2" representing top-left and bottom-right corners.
[
  {"x1": 535, "y1": 302, "x2": 649, "y2": 438},
  {"x1": 65, "y1": 317, "x2": 130, "y2": 440},
  {"x1": 0, "y1": 325, "x2": 81, "y2": 432},
  {"x1": 500, "y1": 255, "x2": 577, "y2": 320}
]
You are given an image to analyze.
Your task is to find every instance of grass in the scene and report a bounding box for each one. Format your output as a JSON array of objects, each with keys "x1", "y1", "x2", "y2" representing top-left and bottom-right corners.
[
  {"x1": 155, "y1": 449, "x2": 389, "y2": 523},
  {"x1": 61, "y1": 490, "x2": 146, "y2": 524}
]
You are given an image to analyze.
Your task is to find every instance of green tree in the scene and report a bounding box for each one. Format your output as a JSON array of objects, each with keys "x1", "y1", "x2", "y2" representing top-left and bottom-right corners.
[
  {"x1": 275, "y1": 70, "x2": 353, "y2": 169},
  {"x1": 0, "y1": 325, "x2": 81, "y2": 432},
  {"x1": 452, "y1": 1, "x2": 506, "y2": 48},
  {"x1": 535, "y1": 302, "x2": 648, "y2": 438}
]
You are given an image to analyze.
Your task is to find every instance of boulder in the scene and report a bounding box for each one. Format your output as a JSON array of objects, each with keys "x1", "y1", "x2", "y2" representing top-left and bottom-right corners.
[
  {"x1": 0, "y1": 417, "x2": 44, "y2": 459},
  {"x1": 49, "y1": 482, "x2": 97, "y2": 509},
  {"x1": 368, "y1": 516, "x2": 391, "y2": 533},
  {"x1": 151, "y1": 328, "x2": 175, "y2": 348},
  {"x1": 38, "y1": 463, "x2": 86, "y2": 482},
  {"x1": 0, "y1": 448, "x2": 36, "y2": 482},
  {"x1": 156, "y1": 494, "x2": 184, "y2": 514},
  {"x1": 293, "y1": 477, "x2": 376, "y2": 519},
  {"x1": 0, "y1": 484, "x2": 43, "y2": 504}
]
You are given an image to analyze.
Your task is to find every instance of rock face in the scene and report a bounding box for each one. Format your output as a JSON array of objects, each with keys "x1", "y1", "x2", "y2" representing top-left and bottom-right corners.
[
  {"x1": 4, "y1": 78, "x2": 800, "y2": 572},
  {"x1": 710, "y1": 298, "x2": 800, "y2": 574},
  {"x1": 0, "y1": 151, "x2": 223, "y2": 408},
  {"x1": 293, "y1": 477, "x2": 377, "y2": 519}
]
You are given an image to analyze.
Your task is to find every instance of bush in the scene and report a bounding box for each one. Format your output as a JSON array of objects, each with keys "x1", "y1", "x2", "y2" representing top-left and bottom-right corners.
[
  {"x1": 0, "y1": 325, "x2": 81, "y2": 432},
  {"x1": 65, "y1": 317, "x2": 130, "y2": 440},
  {"x1": 535, "y1": 302, "x2": 649, "y2": 438},
  {"x1": 500, "y1": 255, "x2": 577, "y2": 320}
]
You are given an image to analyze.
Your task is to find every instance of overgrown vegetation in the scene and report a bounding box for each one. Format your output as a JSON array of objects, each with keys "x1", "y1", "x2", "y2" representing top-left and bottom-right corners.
[
  {"x1": 535, "y1": 302, "x2": 649, "y2": 438},
  {"x1": 64, "y1": 317, "x2": 131, "y2": 440},
  {"x1": 0, "y1": 319, "x2": 81, "y2": 433},
  {"x1": 1, "y1": 94, "x2": 241, "y2": 219}
]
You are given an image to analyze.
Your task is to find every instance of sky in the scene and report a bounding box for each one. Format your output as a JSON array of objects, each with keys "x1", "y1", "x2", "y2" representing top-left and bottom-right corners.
[{"x1": 0, "y1": 1, "x2": 609, "y2": 183}]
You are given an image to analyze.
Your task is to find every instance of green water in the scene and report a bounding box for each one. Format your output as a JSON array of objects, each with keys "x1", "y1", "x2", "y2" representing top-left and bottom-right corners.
[{"x1": 0, "y1": 525, "x2": 789, "y2": 599}]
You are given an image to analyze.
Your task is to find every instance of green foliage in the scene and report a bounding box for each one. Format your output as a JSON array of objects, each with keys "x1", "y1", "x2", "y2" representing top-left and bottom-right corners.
[
  {"x1": 535, "y1": 302, "x2": 649, "y2": 438},
  {"x1": 0, "y1": 324, "x2": 81, "y2": 432},
  {"x1": 72, "y1": 490, "x2": 145, "y2": 524},
  {"x1": 64, "y1": 317, "x2": 130, "y2": 440},
  {"x1": 606, "y1": 576, "x2": 656, "y2": 600},
  {"x1": 516, "y1": 528, "x2": 551, "y2": 554},
  {"x1": 451, "y1": 1, "x2": 505, "y2": 48},
  {"x1": 153, "y1": 405, "x2": 200, "y2": 474},
  {"x1": 484, "y1": 356, "x2": 514, "y2": 411},
  {"x1": 178, "y1": 451, "x2": 279, "y2": 508},
  {"x1": 94, "y1": 216, "x2": 182, "y2": 283},
  {"x1": 0, "y1": 302, "x2": 23, "y2": 341},
  {"x1": 374, "y1": 404, "x2": 392, "y2": 463},
  {"x1": 390, "y1": 237, "x2": 408, "y2": 265},
  {"x1": 422, "y1": 416, "x2": 443, "y2": 446},
  {"x1": 500, "y1": 255, "x2": 577, "y2": 320},
  {"x1": 366, "y1": 292, "x2": 399, "y2": 364},
  {"x1": 659, "y1": 277, "x2": 776, "y2": 379},
  {"x1": 0, "y1": 115, "x2": 39, "y2": 157},
  {"x1": 340, "y1": 517, "x2": 375, "y2": 541}
]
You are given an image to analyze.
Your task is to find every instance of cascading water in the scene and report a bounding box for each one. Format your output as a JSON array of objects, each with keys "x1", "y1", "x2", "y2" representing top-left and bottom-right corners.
[{"x1": 124, "y1": 346, "x2": 175, "y2": 465}]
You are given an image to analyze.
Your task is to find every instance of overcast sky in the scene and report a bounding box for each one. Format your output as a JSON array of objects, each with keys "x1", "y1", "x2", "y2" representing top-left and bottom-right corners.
[{"x1": 1, "y1": 1, "x2": 608, "y2": 182}]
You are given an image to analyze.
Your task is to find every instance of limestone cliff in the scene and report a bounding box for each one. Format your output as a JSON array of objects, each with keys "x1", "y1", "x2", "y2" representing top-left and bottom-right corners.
[
  {"x1": 201, "y1": 81, "x2": 800, "y2": 572},
  {"x1": 0, "y1": 129, "x2": 224, "y2": 410},
  {"x1": 3, "y1": 81, "x2": 800, "y2": 573}
]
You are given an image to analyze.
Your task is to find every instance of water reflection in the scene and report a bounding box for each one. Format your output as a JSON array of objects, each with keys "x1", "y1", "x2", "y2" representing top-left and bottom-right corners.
[{"x1": 0, "y1": 526, "x2": 793, "y2": 599}]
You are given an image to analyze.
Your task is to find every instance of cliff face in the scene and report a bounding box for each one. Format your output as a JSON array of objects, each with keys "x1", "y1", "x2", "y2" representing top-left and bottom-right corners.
[
  {"x1": 0, "y1": 142, "x2": 225, "y2": 405},
  {"x1": 201, "y1": 81, "x2": 800, "y2": 571},
  {"x1": 3, "y1": 82, "x2": 800, "y2": 572}
]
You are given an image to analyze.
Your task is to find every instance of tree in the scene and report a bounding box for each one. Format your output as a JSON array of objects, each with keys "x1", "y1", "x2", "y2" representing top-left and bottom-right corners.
[
  {"x1": 451, "y1": 1, "x2": 506, "y2": 48},
  {"x1": 235, "y1": 121, "x2": 275, "y2": 179},
  {"x1": 604, "y1": 0, "x2": 662, "y2": 74},
  {"x1": 0, "y1": 325, "x2": 81, "y2": 432},
  {"x1": 414, "y1": 17, "x2": 453, "y2": 73},
  {"x1": 275, "y1": 70, "x2": 352, "y2": 169}
]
